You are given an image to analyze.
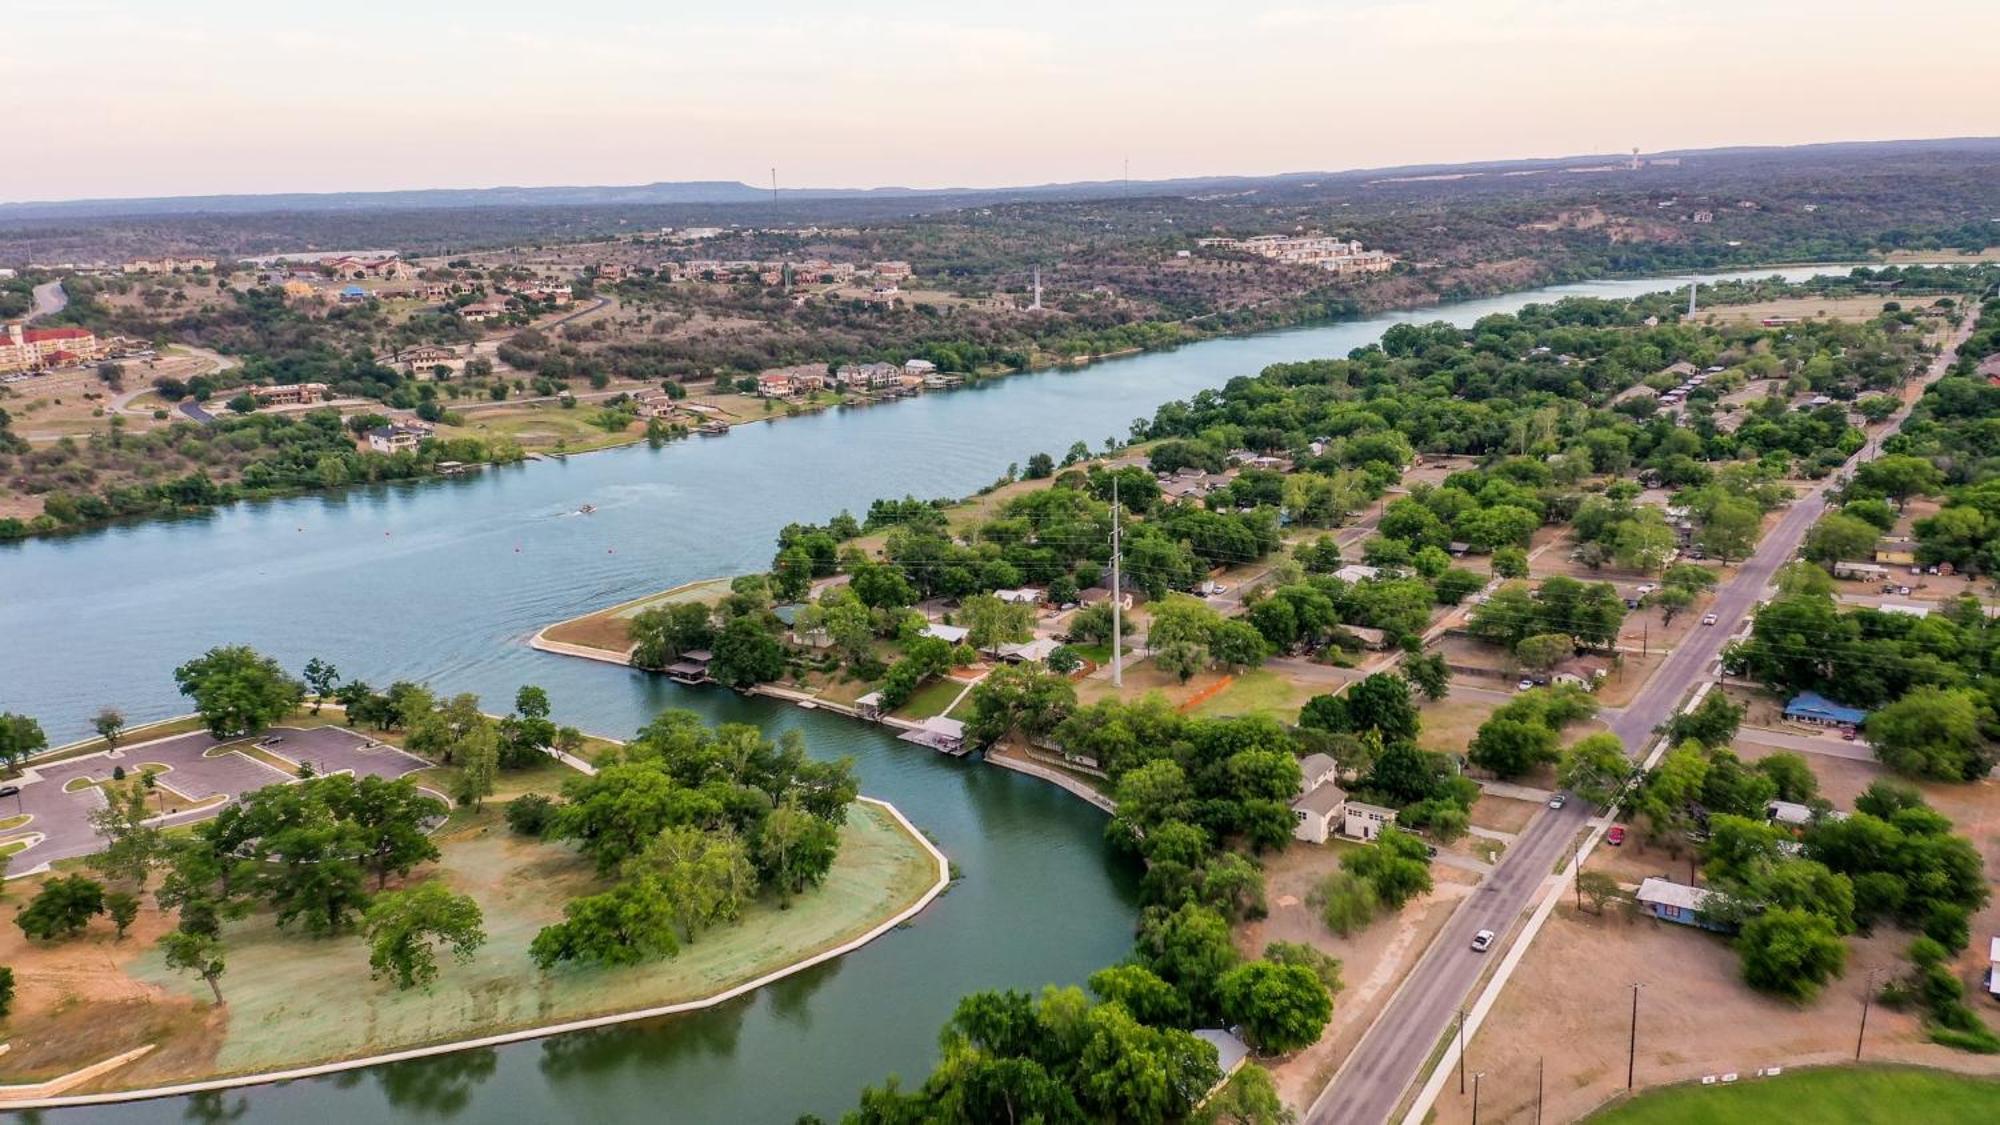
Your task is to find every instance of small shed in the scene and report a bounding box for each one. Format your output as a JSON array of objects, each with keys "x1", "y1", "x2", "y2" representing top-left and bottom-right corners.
[
  {"x1": 1341, "y1": 801, "x2": 1397, "y2": 841},
  {"x1": 854, "y1": 691, "x2": 885, "y2": 721},
  {"x1": 922, "y1": 623, "x2": 970, "y2": 645},
  {"x1": 1766, "y1": 799, "x2": 1814, "y2": 828}
]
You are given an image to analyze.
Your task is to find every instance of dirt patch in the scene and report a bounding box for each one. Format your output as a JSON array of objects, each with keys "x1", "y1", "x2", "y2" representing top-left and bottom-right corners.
[{"x1": 1470, "y1": 795, "x2": 1541, "y2": 836}]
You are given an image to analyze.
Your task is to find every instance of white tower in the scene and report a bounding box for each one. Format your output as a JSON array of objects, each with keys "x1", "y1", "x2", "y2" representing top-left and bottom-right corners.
[
  {"x1": 1030, "y1": 267, "x2": 1042, "y2": 311},
  {"x1": 1687, "y1": 282, "x2": 1698, "y2": 318},
  {"x1": 1630, "y1": 147, "x2": 1641, "y2": 171}
]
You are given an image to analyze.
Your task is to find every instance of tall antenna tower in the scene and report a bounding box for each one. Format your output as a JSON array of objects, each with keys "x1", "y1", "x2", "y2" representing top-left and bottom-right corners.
[
  {"x1": 1030, "y1": 267, "x2": 1042, "y2": 311},
  {"x1": 1630, "y1": 147, "x2": 1641, "y2": 172},
  {"x1": 770, "y1": 168, "x2": 778, "y2": 207},
  {"x1": 1111, "y1": 477, "x2": 1123, "y2": 689},
  {"x1": 1687, "y1": 281, "x2": 1697, "y2": 319}
]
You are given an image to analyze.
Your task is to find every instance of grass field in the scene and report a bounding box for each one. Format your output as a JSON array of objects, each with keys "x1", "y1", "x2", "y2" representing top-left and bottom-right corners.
[
  {"x1": 1587, "y1": 1066, "x2": 2000, "y2": 1123},
  {"x1": 114, "y1": 799, "x2": 937, "y2": 1084},
  {"x1": 1189, "y1": 668, "x2": 1317, "y2": 722},
  {"x1": 892, "y1": 676, "x2": 972, "y2": 721}
]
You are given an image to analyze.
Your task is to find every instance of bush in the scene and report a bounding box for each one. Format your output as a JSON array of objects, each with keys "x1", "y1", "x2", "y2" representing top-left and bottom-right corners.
[{"x1": 505, "y1": 793, "x2": 556, "y2": 837}]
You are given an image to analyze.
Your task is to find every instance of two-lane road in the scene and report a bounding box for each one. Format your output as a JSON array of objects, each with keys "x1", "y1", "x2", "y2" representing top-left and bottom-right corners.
[{"x1": 1305, "y1": 311, "x2": 1977, "y2": 1125}]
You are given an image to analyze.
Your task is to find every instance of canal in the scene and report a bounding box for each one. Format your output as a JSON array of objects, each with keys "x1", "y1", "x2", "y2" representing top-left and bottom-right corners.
[{"x1": 1, "y1": 268, "x2": 1831, "y2": 1122}]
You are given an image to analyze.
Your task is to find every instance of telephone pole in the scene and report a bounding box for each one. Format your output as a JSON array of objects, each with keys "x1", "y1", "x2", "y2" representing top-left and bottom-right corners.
[
  {"x1": 1627, "y1": 983, "x2": 1642, "y2": 1089},
  {"x1": 1111, "y1": 478, "x2": 1123, "y2": 689},
  {"x1": 1458, "y1": 1007, "x2": 1468, "y2": 1094},
  {"x1": 1856, "y1": 969, "x2": 1880, "y2": 1059}
]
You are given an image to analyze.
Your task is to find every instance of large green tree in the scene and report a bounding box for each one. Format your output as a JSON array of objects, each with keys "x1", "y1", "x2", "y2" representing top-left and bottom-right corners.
[
  {"x1": 363, "y1": 881, "x2": 487, "y2": 990},
  {"x1": 173, "y1": 646, "x2": 304, "y2": 737}
]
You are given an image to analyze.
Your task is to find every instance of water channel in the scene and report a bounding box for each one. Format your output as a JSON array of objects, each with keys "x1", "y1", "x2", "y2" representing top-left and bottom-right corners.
[{"x1": 0, "y1": 268, "x2": 1834, "y2": 1122}]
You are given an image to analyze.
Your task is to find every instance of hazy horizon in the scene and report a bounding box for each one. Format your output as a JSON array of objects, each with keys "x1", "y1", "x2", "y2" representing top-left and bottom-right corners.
[{"x1": 6, "y1": 0, "x2": 1998, "y2": 203}]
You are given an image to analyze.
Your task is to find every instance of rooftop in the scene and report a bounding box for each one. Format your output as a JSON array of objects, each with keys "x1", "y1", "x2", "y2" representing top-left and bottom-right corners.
[{"x1": 1636, "y1": 877, "x2": 1718, "y2": 912}]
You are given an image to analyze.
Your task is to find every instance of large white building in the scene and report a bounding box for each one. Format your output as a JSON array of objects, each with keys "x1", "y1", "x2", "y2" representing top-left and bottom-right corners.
[{"x1": 1198, "y1": 234, "x2": 1395, "y2": 275}]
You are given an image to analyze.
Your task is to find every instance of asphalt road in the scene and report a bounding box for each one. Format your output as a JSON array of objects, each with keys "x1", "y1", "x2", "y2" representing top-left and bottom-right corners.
[{"x1": 1304, "y1": 312, "x2": 1976, "y2": 1125}]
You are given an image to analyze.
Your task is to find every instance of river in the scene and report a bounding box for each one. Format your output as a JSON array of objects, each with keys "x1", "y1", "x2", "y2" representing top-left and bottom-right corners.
[{"x1": 1, "y1": 268, "x2": 1833, "y2": 1122}]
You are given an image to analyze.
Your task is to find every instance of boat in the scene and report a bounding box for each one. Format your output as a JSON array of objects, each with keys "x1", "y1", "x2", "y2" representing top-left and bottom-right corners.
[{"x1": 577, "y1": 504, "x2": 596, "y2": 515}]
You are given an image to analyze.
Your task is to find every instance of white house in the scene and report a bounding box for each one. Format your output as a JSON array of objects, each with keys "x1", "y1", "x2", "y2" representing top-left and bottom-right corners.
[
  {"x1": 1341, "y1": 801, "x2": 1397, "y2": 841},
  {"x1": 922, "y1": 623, "x2": 970, "y2": 645},
  {"x1": 1297, "y1": 753, "x2": 1339, "y2": 795},
  {"x1": 1291, "y1": 782, "x2": 1348, "y2": 845}
]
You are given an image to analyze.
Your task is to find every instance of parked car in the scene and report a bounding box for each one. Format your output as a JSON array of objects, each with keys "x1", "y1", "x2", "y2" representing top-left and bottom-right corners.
[
  {"x1": 1516, "y1": 679, "x2": 1536, "y2": 692},
  {"x1": 1842, "y1": 727, "x2": 1859, "y2": 741},
  {"x1": 1897, "y1": 585, "x2": 1912, "y2": 595},
  {"x1": 1702, "y1": 613, "x2": 1718, "y2": 626},
  {"x1": 1471, "y1": 929, "x2": 1496, "y2": 952},
  {"x1": 1607, "y1": 825, "x2": 1626, "y2": 846},
  {"x1": 1548, "y1": 793, "x2": 1567, "y2": 810}
]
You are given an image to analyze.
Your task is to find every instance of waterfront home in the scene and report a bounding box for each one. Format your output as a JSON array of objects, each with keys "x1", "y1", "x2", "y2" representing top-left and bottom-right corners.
[
  {"x1": 1782, "y1": 691, "x2": 1868, "y2": 728},
  {"x1": 253, "y1": 382, "x2": 329, "y2": 406},
  {"x1": 1636, "y1": 877, "x2": 1733, "y2": 932},
  {"x1": 854, "y1": 691, "x2": 885, "y2": 721},
  {"x1": 1292, "y1": 782, "x2": 1348, "y2": 845},
  {"x1": 756, "y1": 372, "x2": 796, "y2": 397},
  {"x1": 902, "y1": 358, "x2": 937, "y2": 378},
  {"x1": 365, "y1": 423, "x2": 430, "y2": 454},
  {"x1": 899, "y1": 716, "x2": 967, "y2": 756}
]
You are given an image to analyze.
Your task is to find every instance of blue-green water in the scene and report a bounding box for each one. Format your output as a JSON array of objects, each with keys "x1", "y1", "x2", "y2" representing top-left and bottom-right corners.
[{"x1": 0, "y1": 269, "x2": 1832, "y2": 1122}]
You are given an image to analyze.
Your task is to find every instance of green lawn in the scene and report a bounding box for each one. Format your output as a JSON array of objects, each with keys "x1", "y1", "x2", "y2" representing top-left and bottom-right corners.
[
  {"x1": 1190, "y1": 668, "x2": 1316, "y2": 722},
  {"x1": 1588, "y1": 1066, "x2": 2000, "y2": 1124},
  {"x1": 893, "y1": 676, "x2": 971, "y2": 721}
]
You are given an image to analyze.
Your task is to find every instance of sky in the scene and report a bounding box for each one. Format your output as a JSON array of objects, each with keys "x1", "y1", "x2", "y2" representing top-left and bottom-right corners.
[{"x1": 5, "y1": 0, "x2": 1998, "y2": 203}]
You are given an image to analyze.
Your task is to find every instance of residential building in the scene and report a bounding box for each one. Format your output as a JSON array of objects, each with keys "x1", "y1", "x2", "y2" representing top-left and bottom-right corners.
[
  {"x1": 0, "y1": 323, "x2": 102, "y2": 372},
  {"x1": 1333, "y1": 564, "x2": 1381, "y2": 584},
  {"x1": 922, "y1": 623, "x2": 970, "y2": 645},
  {"x1": 1297, "y1": 753, "x2": 1339, "y2": 795},
  {"x1": 1636, "y1": 877, "x2": 1732, "y2": 931},
  {"x1": 389, "y1": 345, "x2": 460, "y2": 369},
  {"x1": 1832, "y1": 560, "x2": 1890, "y2": 582},
  {"x1": 365, "y1": 422, "x2": 430, "y2": 454},
  {"x1": 1291, "y1": 782, "x2": 1348, "y2": 845},
  {"x1": 836, "y1": 362, "x2": 902, "y2": 390},
  {"x1": 1078, "y1": 586, "x2": 1134, "y2": 611},
  {"x1": 338, "y1": 285, "x2": 369, "y2": 303},
  {"x1": 1341, "y1": 801, "x2": 1397, "y2": 841},
  {"x1": 991, "y1": 638, "x2": 1061, "y2": 664},
  {"x1": 871, "y1": 260, "x2": 913, "y2": 282},
  {"x1": 253, "y1": 382, "x2": 329, "y2": 406},
  {"x1": 903, "y1": 358, "x2": 938, "y2": 378},
  {"x1": 1551, "y1": 655, "x2": 1613, "y2": 690},
  {"x1": 1196, "y1": 234, "x2": 1395, "y2": 275},
  {"x1": 1341, "y1": 625, "x2": 1390, "y2": 651},
  {"x1": 1766, "y1": 800, "x2": 1815, "y2": 828},
  {"x1": 123, "y1": 256, "x2": 218, "y2": 274},
  {"x1": 632, "y1": 389, "x2": 679, "y2": 419},
  {"x1": 1782, "y1": 691, "x2": 1868, "y2": 728},
  {"x1": 756, "y1": 372, "x2": 797, "y2": 397},
  {"x1": 460, "y1": 298, "x2": 510, "y2": 322},
  {"x1": 994, "y1": 588, "x2": 1044, "y2": 606}
]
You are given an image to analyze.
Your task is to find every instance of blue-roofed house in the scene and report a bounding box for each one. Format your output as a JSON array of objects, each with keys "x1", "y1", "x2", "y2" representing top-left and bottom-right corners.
[
  {"x1": 1636, "y1": 878, "x2": 1736, "y2": 933},
  {"x1": 1783, "y1": 691, "x2": 1868, "y2": 728},
  {"x1": 339, "y1": 284, "x2": 369, "y2": 303}
]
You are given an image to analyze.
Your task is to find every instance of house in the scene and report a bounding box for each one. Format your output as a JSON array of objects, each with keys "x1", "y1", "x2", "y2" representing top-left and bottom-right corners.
[
  {"x1": 390, "y1": 345, "x2": 460, "y2": 369},
  {"x1": 665, "y1": 649, "x2": 713, "y2": 685},
  {"x1": 836, "y1": 362, "x2": 902, "y2": 391},
  {"x1": 1333, "y1": 564, "x2": 1381, "y2": 584},
  {"x1": 253, "y1": 382, "x2": 328, "y2": 407},
  {"x1": 0, "y1": 323, "x2": 103, "y2": 373},
  {"x1": 1766, "y1": 800, "x2": 1814, "y2": 828},
  {"x1": 1636, "y1": 877, "x2": 1732, "y2": 931},
  {"x1": 1873, "y1": 539, "x2": 1917, "y2": 566},
  {"x1": 338, "y1": 285, "x2": 369, "y2": 303},
  {"x1": 1193, "y1": 1028, "x2": 1251, "y2": 1085},
  {"x1": 1783, "y1": 691, "x2": 1869, "y2": 728},
  {"x1": 923, "y1": 371, "x2": 965, "y2": 389},
  {"x1": 1291, "y1": 782, "x2": 1349, "y2": 845},
  {"x1": 902, "y1": 358, "x2": 937, "y2": 378},
  {"x1": 871, "y1": 260, "x2": 913, "y2": 282},
  {"x1": 365, "y1": 422, "x2": 431, "y2": 454},
  {"x1": 1297, "y1": 753, "x2": 1339, "y2": 795},
  {"x1": 1340, "y1": 625, "x2": 1390, "y2": 651},
  {"x1": 633, "y1": 389, "x2": 679, "y2": 419},
  {"x1": 460, "y1": 298, "x2": 510, "y2": 322},
  {"x1": 1342, "y1": 801, "x2": 1397, "y2": 841},
  {"x1": 1077, "y1": 586, "x2": 1134, "y2": 611},
  {"x1": 994, "y1": 588, "x2": 1044, "y2": 606},
  {"x1": 992, "y1": 638, "x2": 1061, "y2": 665},
  {"x1": 756, "y1": 372, "x2": 797, "y2": 398},
  {"x1": 1832, "y1": 561, "x2": 1890, "y2": 582},
  {"x1": 922, "y1": 623, "x2": 969, "y2": 645},
  {"x1": 1551, "y1": 655, "x2": 1612, "y2": 690}
]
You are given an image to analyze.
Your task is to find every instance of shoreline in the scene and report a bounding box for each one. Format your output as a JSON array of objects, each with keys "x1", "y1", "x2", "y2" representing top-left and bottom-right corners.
[
  {"x1": 0, "y1": 795, "x2": 950, "y2": 1111},
  {"x1": 5, "y1": 256, "x2": 1943, "y2": 546}
]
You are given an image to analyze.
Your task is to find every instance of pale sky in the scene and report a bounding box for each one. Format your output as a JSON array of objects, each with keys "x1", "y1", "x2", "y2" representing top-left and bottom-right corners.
[{"x1": 4, "y1": 0, "x2": 1996, "y2": 203}]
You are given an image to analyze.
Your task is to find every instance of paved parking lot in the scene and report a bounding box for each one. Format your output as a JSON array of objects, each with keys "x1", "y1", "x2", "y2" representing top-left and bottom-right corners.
[{"x1": 1, "y1": 724, "x2": 431, "y2": 875}]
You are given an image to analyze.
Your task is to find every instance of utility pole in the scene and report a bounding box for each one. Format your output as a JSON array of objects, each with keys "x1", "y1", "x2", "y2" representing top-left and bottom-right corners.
[
  {"x1": 1856, "y1": 969, "x2": 1880, "y2": 1059},
  {"x1": 1471, "y1": 1072, "x2": 1485, "y2": 1125},
  {"x1": 1627, "y1": 983, "x2": 1642, "y2": 1089},
  {"x1": 1458, "y1": 1007, "x2": 1468, "y2": 1095},
  {"x1": 1111, "y1": 477, "x2": 1123, "y2": 689},
  {"x1": 1536, "y1": 1057, "x2": 1545, "y2": 1125}
]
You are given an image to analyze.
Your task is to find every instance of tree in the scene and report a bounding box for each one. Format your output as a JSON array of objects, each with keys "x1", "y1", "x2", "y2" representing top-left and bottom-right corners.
[
  {"x1": 506, "y1": 793, "x2": 556, "y2": 837},
  {"x1": 1089, "y1": 963, "x2": 1191, "y2": 1027},
  {"x1": 452, "y1": 722, "x2": 499, "y2": 809},
  {"x1": 1736, "y1": 907, "x2": 1847, "y2": 1001},
  {"x1": 1403, "y1": 653, "x2": 1451, "y2": 702},
  {"x1": 1803, "y1": 512, "x2": 1879, "y2": 568},
  {"x1": 1850, "y1": 454, "x2": 1942, "y2": 510},
  {"x1": 1557, "y1": 733, "x2": 1631, "y2": 807},
  {"x1": 92, "y1": 707, "x2": 127, "y2": 750},
  {"x1": 340, "y1": 776, "x2": 446, "y2": 889},
  {"x1": 1133, "y1": 903, "x2": 1239, "y2": 1022},
  {"x1": 0, "y1": 967, "x2": 12, "y2": 1019},
  {"x1": 1342, "y1": 673, "x2": 1420, "y2": 742},
  {"x1": 628, "y1": 602, "x2": 714, "y2": 670},
  {"x1": 1218, "y1": 960, "x2": 1333, "y2": 1054},
  {"x1": 633, "y1": 825, "x2": 756, "y2": 940},
  {"x1": 1698, "y1": 497, "x2": 1761, "y2": 564},
  {"x1": 1202, "y1": 1065, "x2": 1295, "y2": 1125},
  {"x1": 16, "y1": 874, "x2": 107, "y2": 941},
  {"x1": 1514, "y1": 632, "x2": 1573, "y2": 673},
  {"x1": 1756, "y1": 752, "x2": 1819, "y2": 803},
  {"x1": 530, "y1": 878, "x2": 680, "y2": 969},
  {"x1": 1576, "y1": 870, "x2": 1623, "y2": 914},
  {"x1": 1663, "y1": 691, "x2": 1744, "y2": 749},
  {"x1": 89, "y1": 785, "x2": 165, "y2": 889},
  {"x1": 106, "y1": 890, "x2": 140, "y2": 939},
  {"x1": 160, "y1": 928, "x2": 228, "y2": 1005},
  {"x1": 363, "y1": 881, "x2": 487, "y2": 991},
  {"x1": 964, "y1": 663, "x2": 1076, "y2": 749},
  {"x1": 756, "y1": 800, "x2": 840, "y2": 906},
  {"x1": 1469, "y1": 716, "x2": 1558, "y2": 779},
  {"x1": 1491, "y1": 546, "x2": 1529, "y2": 579},
  {"x1": 708, "y1": 615, "x2": 786, "y2": 688},
  {"x1": 302, "y1": 658, "x2": 340, "y2": 713},
  {"x1": 959, "y1": 594, "x2": 1036, "y2": 649},
  {"x1": 1075, "y1": 1002, "x2": 1223, "y2": 1124},
  {"x1": 0, "y1": 712, "x2": 48, "y2": 773},
  {"x1": 1340, "y1": 828, "x2": 1432, "y2": 909},
  {"x1": 1866, "y1": 687, "x2": 1993, "y2": 781},
  {"x1": 173, "y1": 646, "x2": 304, "y2": 737}
]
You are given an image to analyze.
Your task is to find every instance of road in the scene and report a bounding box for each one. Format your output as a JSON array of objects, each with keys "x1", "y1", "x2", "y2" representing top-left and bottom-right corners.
[
  {"x1": 25, "y1": 279, "x2": 65, "y2": 322},
  {"x1": 1304, "y1": 310, "x2": 1977, "y2": 1125}
]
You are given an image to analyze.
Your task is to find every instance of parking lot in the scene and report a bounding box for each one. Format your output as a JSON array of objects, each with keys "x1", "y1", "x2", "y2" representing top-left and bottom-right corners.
[{"x1": 1, "y1": 725, "x2": 432, "y2": 875}]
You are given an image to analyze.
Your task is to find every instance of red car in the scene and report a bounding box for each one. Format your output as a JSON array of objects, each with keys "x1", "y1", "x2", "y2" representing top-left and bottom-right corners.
[{"x1": 1606, "y1": 825, "x2": 1626, "y2": 846}]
